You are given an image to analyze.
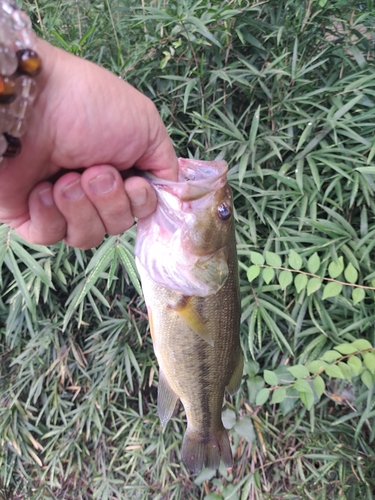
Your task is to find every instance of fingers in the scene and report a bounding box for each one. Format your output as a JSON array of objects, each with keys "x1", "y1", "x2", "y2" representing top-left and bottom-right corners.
[
  {"x1": 11, "y1": 182, "x2": 67, "y2": 245},
  {"x1": 9, "y1": 165, "x2": 157, "y2": 248}
]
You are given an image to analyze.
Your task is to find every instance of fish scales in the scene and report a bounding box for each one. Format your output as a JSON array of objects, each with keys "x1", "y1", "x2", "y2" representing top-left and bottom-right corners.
[{"x1": 135, "y1": 158, "x2": 243, "y2": 474}]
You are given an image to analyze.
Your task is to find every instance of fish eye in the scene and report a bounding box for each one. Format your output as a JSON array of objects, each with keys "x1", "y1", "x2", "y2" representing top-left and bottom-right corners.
[{"x1": 217, "y1": 203, "x2": 231, "y2": 221}]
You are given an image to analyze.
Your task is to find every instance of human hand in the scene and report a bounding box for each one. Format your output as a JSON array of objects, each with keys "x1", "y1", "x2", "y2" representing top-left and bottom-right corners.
[{"x1": 0, "y1": 38, "x2": 178, "y2": 249}]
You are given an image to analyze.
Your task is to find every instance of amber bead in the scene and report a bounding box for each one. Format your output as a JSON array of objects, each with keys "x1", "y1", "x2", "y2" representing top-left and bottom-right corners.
[
  {"x1": 3, "y1": 132, "x2": 21, "y2": 157},
  {"x1": 0, "y1": 76, "x2": 16, "y2": 104},
  {"x1": 16, "y1": 48, "x2": 42, "y2": 77}
]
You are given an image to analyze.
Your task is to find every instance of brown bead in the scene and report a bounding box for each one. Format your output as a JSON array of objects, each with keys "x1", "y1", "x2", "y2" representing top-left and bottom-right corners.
[
  {"x1": 3, "y1": 133, "x2": 21, "y2": 157},
  {"x1": 0, "y1": 76, "x2": 16, "y2": 104},
  {"x1": 16, "y1": 49, "x2": 42, "y2": 77}
]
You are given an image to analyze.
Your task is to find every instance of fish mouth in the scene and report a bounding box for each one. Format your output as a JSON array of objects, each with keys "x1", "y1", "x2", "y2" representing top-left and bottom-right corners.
[{"x1": 145, "y1": 158, "x2": 228, "y2": 202}]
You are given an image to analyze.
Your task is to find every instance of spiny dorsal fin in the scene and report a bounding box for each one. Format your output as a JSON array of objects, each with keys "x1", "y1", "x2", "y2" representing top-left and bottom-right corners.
[
  {"x1": 158, "y1": 369, "x2": 179, "y2": 427},
  {"x1": 171, "y1": 295, "x2": 214, "y2": 346},
  {"x1": 225, "y1": 353, "x2": 243, "y2": 395}
]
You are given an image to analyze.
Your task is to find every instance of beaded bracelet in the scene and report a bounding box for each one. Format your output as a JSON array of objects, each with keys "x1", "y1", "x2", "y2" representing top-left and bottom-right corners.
[{"x1": 0, "y1": 1, "x2": 42, "y2": 160}]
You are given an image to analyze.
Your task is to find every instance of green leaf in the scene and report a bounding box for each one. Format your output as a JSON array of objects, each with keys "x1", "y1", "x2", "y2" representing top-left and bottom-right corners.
[
  {"x1": 222, "y1": 409, "x2": 236, "y2": 430},
  {"x1": 194, "y1": 468, "x2": 216, "y2": 486},
  {"x1": 293, "y1": 379, "x2": 313, "y2": 394},
  {"x1": 118, "y1": 245, "x2": 142, "y2": 296},
  {"x1": 264, "y1": 370, "x2": 278, "y2": 386},
  {"x1": 338, "y1": 362, "x2": 352, "y2": 381},
  {"x1": 299, "y1": 390, "x2": 315, "y2": 410},
  {"x1": 307, "y1": 252, "x2": 320, "y2": 274},
  {"x1": 322, "y1": 282, "x2": 343, "y2": 300},
  {"x1": 344, "y1": 262, "x2": 358, "y2": 284},
  {"x1": 307, "y1": 277, "x2": 322, "y2": 296},
  {"x1": 352, "y1": 287, "x2": 365, "y2": 305},
  {"x1": 361, "y1": 370, "x2": 373, "y2": 389},
  {"x1": 278, "y1": 270, "x2": 293, "y2": 290},
  {"x1": 287, "y1": 365, "x2": 310, "y2": 379},
  {"x1": 247, "y1": 265, "x2": 260, "y2": 283},
  {"x1": 347, "y1": 356, "x2": 362, "y2": 376},
  {"x1": 262, "y1": 267, "x2": 275, "y2": 284},
  {"x1": 363, "y1": 353, "x2": 375, "y2": 374},
  {"x1": 334, "y1": 343, "x2": 357, "y2": 355},
  {"x1": 234, "y1": 417, "x2": 256, "y2": 443},
  {"x1": 294, "y1": 273, "x2": 308, "y2": 293},
  {"x1": 328, "y1": 257, "x2": 344, "y2": 279},
  {"x1": 250, "y1": 251, "x2": 264, "y2": 266},
  {"x1": 265, "y1": 251, "x2": 282, "y2": 268},
  {"x1": 256, "y1": 388, "x2": 270, "y2": 406},
  {"x1": 270, "y1": 387, "x2": 286, "y2": 404},
  {"x1": 307, "y1": 360, "x2": 328, "y2": 374},
  {"x1": 313, "y1": 375, "x2": 325, "y2": 398},
  {"x1": 324, "y1": 365, "x2": 345, "y2": 379},
  {"x1": 288, "y1": 250, "x2": 303, "y2": 270},
  {"x1": 320, "y1": 350, "x2": 342, "y2": 362},
  {"x1": 352, "y1": 339, "x2": 373, "y2": 351}
]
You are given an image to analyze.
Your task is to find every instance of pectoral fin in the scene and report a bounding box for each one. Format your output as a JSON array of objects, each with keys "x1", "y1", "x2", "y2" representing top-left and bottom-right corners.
[
  {"x1": 225, "y1": 353, "x2": 244, "y2": 395},
  {"x1": 158, "y1": 369, "x2": 179, "y2": 427},
  {"x1": 172, "y1": 296, "x2": 214, "y2": 346}
]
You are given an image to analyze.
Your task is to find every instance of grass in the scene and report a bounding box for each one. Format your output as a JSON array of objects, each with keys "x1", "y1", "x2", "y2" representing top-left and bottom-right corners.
[{"x1": 0, "y1": 0, "x2": 375, "y2": 498}]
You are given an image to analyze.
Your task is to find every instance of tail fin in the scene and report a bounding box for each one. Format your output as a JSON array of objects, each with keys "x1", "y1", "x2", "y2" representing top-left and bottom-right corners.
[{"x1": 181, "y1": 427, "x2": 232, "y2": 474}]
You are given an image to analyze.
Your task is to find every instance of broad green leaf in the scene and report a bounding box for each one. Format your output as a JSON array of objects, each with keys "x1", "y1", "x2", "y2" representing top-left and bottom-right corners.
[
  {"x1": 361, "y1": 370, "x2": 373, "y2": 389},
  {"x1": 256, "y1": 388, "x2": 270, "y2": 406},
  {"x1": 262, "y1": 267, "x2": 275, "y2": 284},
  {"x1": 247, "y1": 265, "x2": 260, "y2": 282},
  {"x1": 288, "y1": 250, "x2": 303, "y2": 270},
  {"x1": 287, "y1": 365, "x2": 310, "y2": 379},
  {"x1": 194, "y1": 468, "x2": 216, "y2": 486},
  {"x1": 271, "y1": 387, "x2": 286, "y2": 404},
  {"x1": 322, "y1": 282, "x2": 342, "y2": 300},
  {"x1": 307, "y1": 252, "x2": 320, "y2": 274},
  {"x1": 338, "y1": 362, "x2": 352, "y2": 381},
  {"x1": 352, "y1": 339, "x2": 373, "y2": 351},
  {"x1": 320, "y1": 350, "x2": 342, "y2": 362},
  {"x1": 352, "y1": 287, "x2": 365, "y2": 305},
  {"x1": 324, "y1": 364, "x2": 345, "y2": 379},
  {"x1": 363, "y1": 353, "x2": 375, "y2": 374},
  {"x1": 347, "y1": 356, "x2": 362, "y2": 376},
  {"x1": 264, "y1": 370, "x2": 278, "y2": 386},
  {"x1": 250, "y1": 251, "x2": 264, "y2": 266},
  {"x1": 313, "y1": 375, "x2": 325, "y2": 398},
  {"x1": 234, "y1": 417, "x2": 256, "y2": 443},
  {"x1": 265, "y1": 251, "x2": 282, "y2": 268},
  {"x1": 279, "y1": 270, "x2": 293, "y2": 290},
  {"x1": 293, "y1": 379, "x2": 313, "y2": 394},
  {"x1": 299, "y1": 390, "x2": 314, "y2": 410},
  {"x1": 294, "y1": 273, "x2": 307, "y2": 293},
  {"x1": 328, "y1": 257, "x2": 344, "y2": 279},
  {"x1": 334, "y1": 343, "x2": 357, "y2": 355},
  {"x1": 307, "y1": 360, "x2": 328, "y2": 374},
  {"x1": 222, "y1": 409, "x2": 236, "y2": 430},
  {"x1": 307, "y1": 277, "x2": 322, "y2": 296},
  {"x1": 344, "y1": 262, "x2": 358, "y2": 284}
]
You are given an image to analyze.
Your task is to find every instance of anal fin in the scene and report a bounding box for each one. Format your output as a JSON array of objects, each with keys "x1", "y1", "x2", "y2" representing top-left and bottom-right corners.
[
  {"x1": 171, "y1": 296, "x2": 214, "y2": 346},
  {"x1": 226, "y1": 353, "x2": 244, "y2": 395},
  {"x1": 158, "y1": 369, "x2": 179, "y2": 427}
]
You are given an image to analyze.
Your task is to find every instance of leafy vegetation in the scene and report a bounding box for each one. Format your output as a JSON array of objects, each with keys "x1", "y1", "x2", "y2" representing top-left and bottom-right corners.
[{"x1": 1, "y1": 0, "x2": 375, "y2": 498}]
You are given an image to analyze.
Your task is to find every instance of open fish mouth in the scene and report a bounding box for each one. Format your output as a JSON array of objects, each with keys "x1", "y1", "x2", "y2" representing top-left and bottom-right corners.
[{"x1": 135, "y1": 158, "x2": 232, "y2": 297}]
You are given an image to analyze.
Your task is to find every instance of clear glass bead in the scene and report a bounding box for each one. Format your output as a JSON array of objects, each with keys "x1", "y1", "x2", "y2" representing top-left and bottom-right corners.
[
  {"x1": 15, "y1": 75, "x2": 37, "y2": 102},
  {"x1": 0, "y1": 131, "x2": 7, "y2": 155},
  {"x1": 9, "y1": 116, "x2": 26, "y2": 137},
  {"x1": 0, "y1": 104, "x2": 14, "y2": 132},
  {"x1": 0, "y1": 43, "x2": 17, "y2": 75},
  {"x1": 10, "y1": 96, "x2": 29, "y2": 118}
]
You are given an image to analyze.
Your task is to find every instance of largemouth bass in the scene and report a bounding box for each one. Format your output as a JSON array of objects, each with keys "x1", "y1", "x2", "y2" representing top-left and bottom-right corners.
[{"x1": 135, "y1": 158, "x2": 243, "y2": 474}]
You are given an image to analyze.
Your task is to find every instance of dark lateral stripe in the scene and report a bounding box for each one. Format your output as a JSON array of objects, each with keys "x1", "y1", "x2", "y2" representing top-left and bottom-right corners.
[{"x1": 197, "y1": 341, "x2": 211, "y2": 439}]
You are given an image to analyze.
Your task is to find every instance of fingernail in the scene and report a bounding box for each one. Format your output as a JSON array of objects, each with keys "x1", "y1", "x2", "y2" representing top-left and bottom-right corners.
[
  {"x1": 39, "y1": 187, "x2": 54, "y2": 207},
  {"x1": 129, "y1": 188, "x2": 147, "y2": 206},
  {"x1": 62, "y1": 179, "x2": 84, "y2": 200},
  {"x1": 89, "y1": 173, "x2": 116, "y2": 195}
]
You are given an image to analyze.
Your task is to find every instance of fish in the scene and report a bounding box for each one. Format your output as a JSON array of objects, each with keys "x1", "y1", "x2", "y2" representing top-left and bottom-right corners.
[{"x1": 135, "y1": 158, "x2": 243, "y2": 474}]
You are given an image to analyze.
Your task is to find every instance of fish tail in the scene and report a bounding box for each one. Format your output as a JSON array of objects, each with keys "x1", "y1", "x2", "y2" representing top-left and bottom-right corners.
[{"x1": 181, "y1": 427, "x2": 232, "y2": 474}]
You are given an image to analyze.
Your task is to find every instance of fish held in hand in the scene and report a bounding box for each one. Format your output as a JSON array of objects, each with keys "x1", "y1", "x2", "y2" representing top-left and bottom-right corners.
[{"x1": 135, "y1": 158, "x2": 243, "y2": 474}]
